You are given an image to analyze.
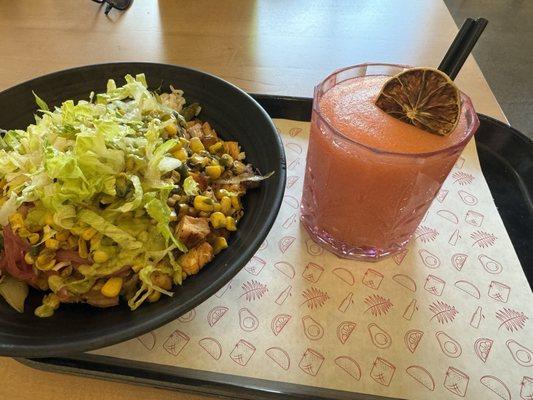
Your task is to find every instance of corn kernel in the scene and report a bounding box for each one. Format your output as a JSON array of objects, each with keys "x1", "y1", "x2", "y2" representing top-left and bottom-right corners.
[
  {"x1": 172, "y1": 148, "x2": 188, "y2": 161},
  {"x1": 44, "y1": 212, "x2": 54, "y2": 226},
  {"x1": 226, "y1": 216, "x2": 237, "y2": 231},
  {"x1": 231, "y1": 196, "x2": 241, "y2": 210},
  {"x1": 213, "y1": 237, "x2": 228, "y2": 254},
  {"x1": 205, "y1": 165, "x2": 222, "y2": 179},
  {"x1": 90, "y1": 233, "x2": 102, "y2": 251},
  {"x1": 210, "y1": 212, "x2": 227, "y2": 229},
  {"x1": 45, "y1": 238, "x2": 60, "y2": 250},
  {"x1": 147, "y1": 290, "x2": 161, "y2": 303},
  {"x1": 193, "y1": 195, "x2": 214, "y2": 212},
  {"x1": 171, "y1": 142, "x2": 183, "y2": 152},
  {"x1": 18, "y1": 228, "x2": 30, "y2": 238},
  {"x1": 24, "y1": 252, "x2": 34, "y2": 265},
  {"x1": 78, "y1": 238, "x2": 89, "y2": 259},
  {"x1": 93, "y1": 250, "x2": 109, "y2": 264},
  {"x1": 28, "y1": 233, "x2": 40, "y2": 245},
  {"x1": 164, "y1": 124, "x2": 178, "y2": 136},
  {"x1": 220, "y1": 196, "x2": 232, "y2": 215},
  {"x1": 173, "y1": 270, "x2": 183, "y2": 285},
  {"x1": 81, "y1": 227, "x2": 97, "y2": 241},
  {"x1": 68, "y1": 235, "x2": 78, "y2": 249},
  {"x1": 55, "y1": 230, "x2": 70, "y2": 242},
  {"x1": 36, "y1": 259, "x2": 56, "y2": 271},
  {"x1": 219, "y1": 153, "x2": 234, "y2": 167},
  {"x1": 189, "y1": 137, "x2": 204, "y2": 153},
  {"x1": 132, "y1": 264, "x2": 144, "y2": 273},
  {"x1": 101, "y1": 277, "x2": 123, "y2": 298},
  {"x1": 8, "y1": 213, "x2": 24, "y2": 229},
  {"x1": 213, "y1": 203, "x2": 221, "y2": 212},
  {"x1": 208, "y1": 142, "x2": 223, "y2": 154}
]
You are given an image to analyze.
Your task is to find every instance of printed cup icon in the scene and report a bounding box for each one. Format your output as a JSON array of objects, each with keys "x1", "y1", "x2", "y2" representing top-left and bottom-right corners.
[
  {"x1": 488, "y1": 281, "x2": 510, "y2": 303},
  {"x1": 298, "y1": 348, "x2": 325, "y2": 376},
  {"x1": 244, "y1": 256, "x2": 266, "y2": 276},
  {"x1": 521, "y1": 376, "x2": 533, "y2": 400},
  {"x1": 424, "y1": 274, "x2": 446, "y2": 296},
  {"x1": 302, "y1": 262, "x2": 324, "y2": 283},
  {"x1": 163, "y1": 329, "x2": 190, "y2": 357},
  {"x1": 465, "y1": 210, "x2": 484, "y2": 227},
  {"x1": 444, "y1": 366, "x2": 469, "y2": 397},
  {"x1": 230, "y1": 339, "x2": 256, "y2": 366},
  {"x1": 370, "y1": 357, "x2": 396, "y2": 386},
  {"x1": 362, "y1": 268, "x2": 384, "y2": 290}
]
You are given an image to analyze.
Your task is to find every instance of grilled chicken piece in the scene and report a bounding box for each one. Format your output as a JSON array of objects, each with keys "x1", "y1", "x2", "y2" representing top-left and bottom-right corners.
[{"x1": 178, "y1": 242, "x2": 213, "y2": 276}]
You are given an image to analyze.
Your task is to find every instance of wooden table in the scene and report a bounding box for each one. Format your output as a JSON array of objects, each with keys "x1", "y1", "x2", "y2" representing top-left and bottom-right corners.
[{"x1": 0, "y1": 1, "x2": 506, "y2": 399}]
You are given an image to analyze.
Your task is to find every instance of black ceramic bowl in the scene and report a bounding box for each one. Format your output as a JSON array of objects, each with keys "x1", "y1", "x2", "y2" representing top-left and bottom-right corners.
[{"x1": 0, "y1": 63, "x2": 286, "y2": 357}]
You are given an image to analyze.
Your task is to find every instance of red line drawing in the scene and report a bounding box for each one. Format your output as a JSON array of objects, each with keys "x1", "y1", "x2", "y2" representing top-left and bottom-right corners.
[
  {"x1": 452, "y1": 171, "x2": 475, "y2": 185},
  {"x1": 470, "y1": 306, "x2": 484, "y2": 329},
  {"x1": 240, "y1": 280, "x2": 268, "y2": 302},
  {"x1": 364, "y1": 294, "x2": 393, "y2": 316},
  {"x1": 332, "y1": 268, "x2": 355, "y2": 286},
  {"x1": 301, "y1": 287, "x2": 330, "y2": 309},
  {"x1": 287, "y1": 175, "x2": 300, "y2": 189},
  {"x1": 274, "y1": 261, "x2": 295, "y2": 279},
  {"x1": 283, "y1": 194, "x2": 299, "y2": 209},
  {"x1": 488, "y1": 281, "x2": 510, "y2": 303},
  {"x1": 437, "y1": 210, "x2": 459, "y2": 224},
  {"x1": 471, "y1": 230, "x2": 497, "y2": 248},
  {"x1": 362, "y1": 268, "x2": 384, "y2": 290},
  {"x1": 424, "y1": 274, "x2": 446, "y2": 296},
  {"x1": 335, "y1": 356, "x2": 361, "y2": 381},
  {"x1": 454, "y1": 156, "x2": 465, "y2": 169},
  {"x1": 137, "y1": 332, "x2": 156, "y2": 351},
  {"x1": 298, "y1": 348, "x2": 325, "y2": 376},
  {"x1": 451, "y1": 253, "x2": 468, "y2": 271},
  {"x1": 215, "y1": 280, "x2": 233, "y2": 298},
  {"x1": 207, "y1": 305, "x2": 229, "y2": 327},
  {"x1": 286, "y1": 142, "x2": 303, "y2": 154},
  {"x1": 178, "y1": 309, "x2": 196, "y2": 323},
  {"x1": 337, "y1": 321, "x2": 356, "y2": 344},
  {"x1": 163, "y1": 329, "x2": 190, "y2": 357},
  {"x1": 338, "y1": 292, "x2": 354, "y2": 313},
  {"x1": 259, "y1": 239, "x2": 268, "y2": 251},
  {"x1": 521, "y1": 376, "x2": 533, "y2": 400},
  {"x1": 244, "y1": 256, "x2": 266, "y2": 276},
  {"x1": 449, "y1": 229, "x2": 461, "y2": 246},
  {"x1": 198, "y1": 337, "x2": 222, "y2": 360},
  {"x1": 275, "y1": 285, "x2": 292, "y2": 305},
  {"x1": 282, "y1": 213, "x2": 298, "y2": 229},
  {"x1": 368, "y1": 323, "x2": 392, "y2": 349},
  {"x1": 239, "y1": 308, "x2": 259, "y2": 332},
  {"x1": 404, "y1": 329, "x2": 424, "y2": 353},
  {"x1": 302, "y1": 315, "x2": 324, "y2": 340},
  {"x1": 478, "y1": 254, "x2": 503, "y2": 274},
  {"x1": 289, "y1": 127, "x2": 302, "y2": 137},
  {"x1": 403, "y1": 299, "x2": 418, "y2": 321},
  {"x1": 278, "y1": 236, "x2": 296, "y2": 254},
  {"x1": 287, "y1": 158, "x2": 301, "y2": 171},
  {"x1": 454, "y1": 280, "x2": 480, "y2": 299},
  {"x1": 302, "y1": 262, "x2": 324, "y2": 283},
  {"x1": 265, "y1": 347, "x2": 290, "y2": 370},
  {"x1": 406, "y1": 365, "x2": 435, "y2": 391},
  {"x1": 436, "y1": 189, "x2": 449, "y2": 203},
  {"x1": 271, "y1": 314, "x2": 292, "y2": 336},
  {"x1": 465, "y1": 210, "x2": 484, "y2": 227},
  {"x1": 444, "y1": 366, "x2": 470, "y2": 397},
  {"x1": 419, "y1": 249, "x2": 440, "y2": 269},
  {"x1": 474, "y1": 338, "x2": 493, "y2": 363},
  {"x1": 370, "y1": 357, "x2": 396, "y2": 387},
  {"x1": 496, "y1": 308, "x2": 528, "y2": 332},
  {"x1": 507, "y1": 340, "x2": 533, "y2": 367},
  {"x1": 429, "y1": 300, "x2": 458, "y2": 324},
  {"x1": 436, "y1": 331, "x2": 462, "y2": 358},
  {"x1": 392, "y1": 249, "x2": 409, "y2": 265},
  {"x1": 392, "y1": 274, "x2": 417, "y2": 292},
  {"x1": 458, "y1": 190, "x2": 478, "y2": 206},
  {"x1": 415, "y1": 225, "x2": 440, "y2": 243},
  {"x1": 230, "y1": 339, "x2": 256, "y2": 366},
  {"x1": 480, "y1": 375, "x2": 511, "y2": 400},
  {"x1": 305, "y1": 238, "x2": 323, "y2": 256}
]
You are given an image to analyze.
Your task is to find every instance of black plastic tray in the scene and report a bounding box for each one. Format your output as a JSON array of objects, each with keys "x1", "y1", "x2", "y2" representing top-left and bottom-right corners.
[{"x1": 19, "y1": 95, "x2": 533, "y2": 400}]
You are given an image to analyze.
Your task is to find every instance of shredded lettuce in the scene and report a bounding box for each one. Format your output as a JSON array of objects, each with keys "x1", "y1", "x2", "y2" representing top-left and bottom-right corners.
[{"x1": 183, "y1": 176, "x2": 199, "y2": 196}]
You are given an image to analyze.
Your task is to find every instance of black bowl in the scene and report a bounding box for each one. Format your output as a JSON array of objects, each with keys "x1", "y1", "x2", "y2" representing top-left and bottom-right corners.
[{"x1": 0, "y1": 63, "x2": 286, "y2": 357}]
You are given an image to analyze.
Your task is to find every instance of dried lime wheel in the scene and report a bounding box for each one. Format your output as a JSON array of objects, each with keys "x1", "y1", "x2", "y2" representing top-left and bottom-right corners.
[{"x1": 375, "y1": 68, "x2": 461, "y2": 136}]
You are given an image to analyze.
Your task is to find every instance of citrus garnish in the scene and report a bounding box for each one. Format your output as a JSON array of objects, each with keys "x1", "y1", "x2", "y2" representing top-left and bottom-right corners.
[{"x1": 375, "y1": 68, "x2": 461, "y2": 136}]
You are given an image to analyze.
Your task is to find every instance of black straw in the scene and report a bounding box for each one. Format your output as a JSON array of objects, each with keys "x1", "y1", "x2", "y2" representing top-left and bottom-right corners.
[{"x1": 438, "y1": 18, "x2": 488, "y2": 80}]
